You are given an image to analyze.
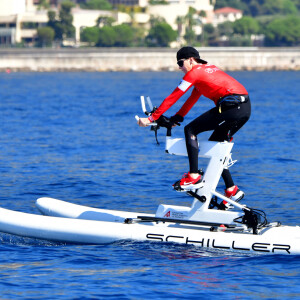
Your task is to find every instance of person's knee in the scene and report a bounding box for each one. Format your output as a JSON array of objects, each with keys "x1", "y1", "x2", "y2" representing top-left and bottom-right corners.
[
  {"x1": 184, "y1": 125, "x2": 198, "y2": 143},
  {"x1": 184, "y1": 124, "x2": 193, "y2": 137}
]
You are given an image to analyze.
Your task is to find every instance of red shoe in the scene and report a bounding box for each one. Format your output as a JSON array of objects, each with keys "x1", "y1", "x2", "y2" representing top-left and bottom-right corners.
[
  {"x1": 225, "y1": 186, "x2": 244, "y2": 202},
  {"x1": 174, "y1": 172, "x2": 203, "y2": 191},
  {"x1": 221, "y1": 186, "x2": 244, "y2": 209}
]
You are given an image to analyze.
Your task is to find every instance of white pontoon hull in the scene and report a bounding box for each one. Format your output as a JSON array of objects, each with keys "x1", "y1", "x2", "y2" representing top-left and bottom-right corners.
[{"x1": 1, "y1": 197, "x2": 297, "y2": 255}]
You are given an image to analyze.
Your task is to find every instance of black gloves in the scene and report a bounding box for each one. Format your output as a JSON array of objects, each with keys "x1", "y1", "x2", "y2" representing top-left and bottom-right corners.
[{"x1": 170, "y1": 114, "x2": 184, "y2": 126}]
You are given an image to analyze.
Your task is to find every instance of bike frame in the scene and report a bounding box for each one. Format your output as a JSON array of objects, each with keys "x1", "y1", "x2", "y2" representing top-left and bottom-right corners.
[{"x1": 137, "y1": 96, "x2": 249, "y2": 226}]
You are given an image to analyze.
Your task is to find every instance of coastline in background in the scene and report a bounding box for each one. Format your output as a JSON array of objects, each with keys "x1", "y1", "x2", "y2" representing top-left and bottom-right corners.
[{"x1": 1, "y1": 47, "x2": 300, "y2": 72}]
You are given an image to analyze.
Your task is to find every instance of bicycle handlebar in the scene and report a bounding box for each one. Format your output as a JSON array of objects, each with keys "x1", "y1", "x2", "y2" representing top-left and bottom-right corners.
[{"x1": 136, "y1": 96, "x2": 175, "y2": 140}]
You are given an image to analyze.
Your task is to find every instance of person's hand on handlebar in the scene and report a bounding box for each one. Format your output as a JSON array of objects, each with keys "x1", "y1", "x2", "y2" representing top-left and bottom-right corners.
[
  {"x1": 137, "y1": 117, "x2": 151, "y2": 127},
  {"x1": 170, "y1": 114, "x2": 184, "y2": 127}
]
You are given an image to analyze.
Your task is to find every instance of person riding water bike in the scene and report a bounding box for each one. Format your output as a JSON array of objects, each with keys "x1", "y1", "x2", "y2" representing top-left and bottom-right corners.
[{"x1": 138, "y1": 46, "x2": 251, "y2": 203}]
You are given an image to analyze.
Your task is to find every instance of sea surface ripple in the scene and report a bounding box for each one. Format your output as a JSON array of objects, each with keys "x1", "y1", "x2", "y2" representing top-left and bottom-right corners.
[{"x1": 0, "y1": 71, "x2": 299, "y2": 299}]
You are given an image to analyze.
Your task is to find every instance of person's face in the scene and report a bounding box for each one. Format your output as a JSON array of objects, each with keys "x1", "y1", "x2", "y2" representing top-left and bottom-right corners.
[{"x1": 177, "y1": 58, "x2": 194, "y2": 74}]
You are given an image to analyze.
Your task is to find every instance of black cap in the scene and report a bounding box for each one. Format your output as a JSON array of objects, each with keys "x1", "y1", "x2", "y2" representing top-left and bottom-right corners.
[{"x1": 177, "y1": 46, "x2": 207, "y2": 64}]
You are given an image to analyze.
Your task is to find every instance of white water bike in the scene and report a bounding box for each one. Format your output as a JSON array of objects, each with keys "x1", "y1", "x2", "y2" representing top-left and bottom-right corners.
[
  {"x1": 135, "y1": 96, "x2": 272, "y2": 233},
  {"x1": 0, "y1": 96, "x2": 299, "y2": 255}
]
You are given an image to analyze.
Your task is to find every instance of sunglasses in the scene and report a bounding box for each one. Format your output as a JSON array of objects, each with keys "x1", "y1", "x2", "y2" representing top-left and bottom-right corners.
[{"x1": 177, "y1": 59, "x2": 187, "y2": 67}]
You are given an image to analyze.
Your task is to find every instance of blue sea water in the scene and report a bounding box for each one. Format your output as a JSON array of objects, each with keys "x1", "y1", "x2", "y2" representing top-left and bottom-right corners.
[{"x1": 0, "y1": 71, "x2": 299, "y2": 299}]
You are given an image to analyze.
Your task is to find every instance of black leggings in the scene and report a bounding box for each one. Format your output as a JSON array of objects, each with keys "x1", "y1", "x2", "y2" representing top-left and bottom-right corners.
[{"x1": 184, "y1": 99, "x2": 251, "y2": 188}]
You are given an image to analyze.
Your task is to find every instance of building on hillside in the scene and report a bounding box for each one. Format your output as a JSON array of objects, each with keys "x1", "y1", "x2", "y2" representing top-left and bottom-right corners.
[
  {"x1": 0, "y1": 0, "x2": 136, "y2": 46},
  {"x1": 1, "y1": 0, "x2": 245, "y2": 47},
  {"x1": 0, "y1": 0, "x2": 48, "y2": 46},
  {"x1": 213, "y1": 6, "x2": 243, "y2": 26}
]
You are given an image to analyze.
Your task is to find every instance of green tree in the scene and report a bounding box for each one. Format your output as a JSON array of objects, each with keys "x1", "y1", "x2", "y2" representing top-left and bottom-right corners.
[
  {"x1": 204, "y1": 23, "x2": 215, "y2": 35},
  {"x1": 232, "y1": 16, "x2": 260, "y2": 35},
  {"x1": 198, "y1": 10, "x2": 207, "y2": 45},
  {"x1": 149, "y1": 16, "x2": 166, "y2": 27},
  {"x1": 131, "y1": 26, "x2": 146, "y2": 46},
  {"x1": 59, "y1": 1, "x2": 75, "y2": 38},
  {"x1": 184, "y1": 29, "x2": 196, "y2": 45},
  {"x1": 37, "y1": 26, "x2": 55, "y2": 47},
  {"x1": 94, "y1": 23, "x2": 144, "y2": 47},
  {"x1": 96, "y1": 26, "x2": 117, "y2": 46},
  {"x1": 246, "y1": 1, "x2": 264, "y2": 17},
  {"x1": 175, "y1": 16, "x2": 185, "y2": 37},
  {"x1": 81, "y1": 26, "x2": 100, "y2": 45},
  {"x1": 47, "y1": 10, "x2": 63, "y2": 40},
  {"x1": 81, "y1": 0, "x2": 112, "y2": 10},
  {"x1": 185, "y1": 7, "x2": 197, "y2": 28},
  {"x1": 217, "y1": 21, "x2": 234, "y2": 36},
  {"x1": 282, "y1": 0, "x2": 299, "y2": 13},
  {"x1": 47, "y1": 10, "x2": 56, "y2": 28},
  {"x1": 146, "y1": 22, "x2": 177, "y2": 47},
  {"x1": 114, "y1": 24, "x2": 134, "y2": 46},
  {"x1": 183, "y1": 7, "x2": 197, "y2": 44},
  {"x1": 47, "y1": 2, "x2": 75, "y2": 41},
  {"x1": 291, "y1": 0, "x2": 300, "y2": 9},
  {"x1": 200, "y1": 23, "x2": 216, "y2": 45},
  {"x1": 262, "y1": 0, "x2": 298, "y2": 15},
  {"x1": 38, "y1": 0, "x2": 50, "y2": 10},
  {"x1": 96, "y1": 16, "x2": 116, "y2": 27},
  {"x1": 264, "y1": 15, "x2": 300, "y2": 45}
]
